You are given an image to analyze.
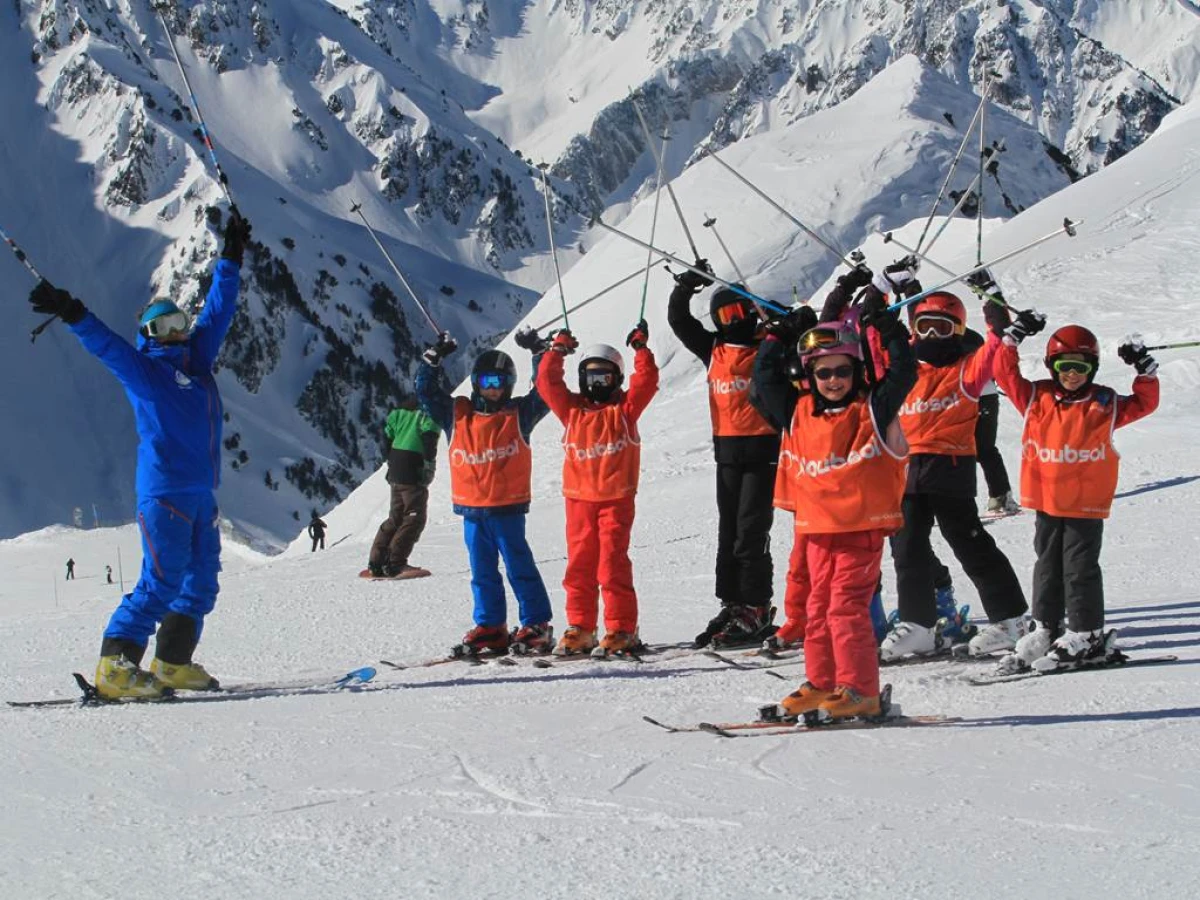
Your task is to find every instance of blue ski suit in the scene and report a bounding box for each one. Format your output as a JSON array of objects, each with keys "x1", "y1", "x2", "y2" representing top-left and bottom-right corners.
[
  {"x1": 69, "y1": 258, "x2": 241, "y2": 647},
  {"x1": 416, "y1": 357, "x2": 553, "y2": 627}
]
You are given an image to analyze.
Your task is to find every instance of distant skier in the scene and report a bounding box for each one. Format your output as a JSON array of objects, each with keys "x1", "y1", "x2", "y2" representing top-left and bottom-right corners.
[
  {"x1": 27, "y1": 208, "x2": 251, "y2": 700},
  {"x1": 993, "y1": 314, "x2": 1159, "y2": 670},
  {"x1": 105, "y1": 565, "x2": 113, "y2": 585},
  {"x1": 417, "y1": 331, "x2": 554, "y2": 656},
  {"x1": 754, "y1": 308, "x2": 917, "y2": 720},
  {"x1": 536, "y1": 324, "x2": 659, "y2": 657},
  {"x1": 307, "y1": 512, "x2": 328, "y2": 552},
  {"x1": 364, "y1": 396, "x2": 440, "y2": 578},
  {"x1": 667, "y1": 262, "x2": 781, "y2": 649},
  {"x1": 65, "y1": 558, "x2": 75, "y2": 581}
]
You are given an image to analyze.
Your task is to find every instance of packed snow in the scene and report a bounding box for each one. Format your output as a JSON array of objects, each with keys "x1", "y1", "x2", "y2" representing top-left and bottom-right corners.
[{"x1": 4, "y1": 71, "x2": 1200, "y2": 896}]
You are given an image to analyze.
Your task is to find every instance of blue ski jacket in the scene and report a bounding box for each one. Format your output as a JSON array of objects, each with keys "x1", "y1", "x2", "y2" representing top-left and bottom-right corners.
[{"x1": 68, "y1": 258, "x2": 241, "y2": 499}]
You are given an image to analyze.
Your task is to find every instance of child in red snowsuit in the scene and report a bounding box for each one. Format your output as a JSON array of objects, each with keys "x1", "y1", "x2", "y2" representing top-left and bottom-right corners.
[
  {"x1": 754, "y1": 310, "x2": 917, "y2": 719},
  {"x1": 991, "y1": 315, "x2": 1159, "y2": 670},
  {"x1": 536, "y1": 323, "x2": 659, "y2": 656}
]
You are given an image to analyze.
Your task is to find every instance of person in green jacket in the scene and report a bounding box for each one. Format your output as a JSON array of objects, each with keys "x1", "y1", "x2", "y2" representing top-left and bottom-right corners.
[{"x1": 364, "y1": 396, "x2": 441, "y2": 579}]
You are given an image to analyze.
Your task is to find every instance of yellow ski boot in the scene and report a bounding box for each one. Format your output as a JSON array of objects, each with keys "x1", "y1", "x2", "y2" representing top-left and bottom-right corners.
[
  {"x1": 94, "y1": 655, "x2": 170, "y2": 701},
  {"x1": 149, "y1": 658, "x2": 220, "y2": 691}
]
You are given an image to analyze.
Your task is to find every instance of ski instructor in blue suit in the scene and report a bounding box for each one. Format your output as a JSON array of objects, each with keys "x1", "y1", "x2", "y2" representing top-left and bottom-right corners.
[{"x1": 27, "y1": 208, "x2": 251, "y2": 700}]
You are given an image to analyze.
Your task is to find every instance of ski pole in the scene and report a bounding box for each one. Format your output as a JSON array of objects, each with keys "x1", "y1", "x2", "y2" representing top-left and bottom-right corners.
[
  {"x1": 878, "y1": 230, "x2": 1010, "y2": 308},
  {"x1": 1144, "y1": 340, "x2": 1200, "y2": 352},
  {"x1": 631, "y1": 97, "x2": 702, "y2": 261},
  {"x1": 886, "y1": 218, "x2": 1081, "y2": 314},
  {"x1": 535, "y1": 261, "x2": 662, "y2": 331},
  {"x1": 350, "y1": 203, "x2": 441, "y2": 336},
  {"x1": 915, "y1": 72, "x2": 990, "y2": 254},
  {"x1": 976, "y1": 70, "x2": 993, "y2": 267},
  {"x1": 2, "y1": 222, "x2": 60, "y2": 341},
  {"x1": 700, "y1": 144, "x2": 857, "y2": 269},
  {"x1": 537, "y1": 163, "x2": 570, "y2": 330},
  {"x1": 638, "y1": 125, "x2": 668, "y2": 321},
  {"x1": 155, "y1": 4, "x2": 235, "y2": 208}
]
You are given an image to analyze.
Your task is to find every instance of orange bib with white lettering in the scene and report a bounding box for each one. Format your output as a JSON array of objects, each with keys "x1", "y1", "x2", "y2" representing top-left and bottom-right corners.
[
  {"x1": 773, "y1": 422, "x2": 800, "y2": 512},
  {"x1": 898, "y1": 360, "x2": 978, "y2": 455},
  {"x1": 561, "y1": 403, "x2": 641, "y2": 501},
  {"x1": 448, "y1": 398, "x2": 532, "y2": 507},
  {"x1": 788, "y1": 395, "x2": 908, "y2": 535},
  {"x1": 707, "y1": 343, "x2": 777, "y2": 437},
  {"x1": 1020, "y1": 383, "x2": 1120, "y2": 518}
]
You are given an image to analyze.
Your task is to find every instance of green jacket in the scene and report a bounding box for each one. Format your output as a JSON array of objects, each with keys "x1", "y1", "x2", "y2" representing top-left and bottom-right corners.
[{"x1": 385, "y1": 406, "x2": 440, "y2": 486}]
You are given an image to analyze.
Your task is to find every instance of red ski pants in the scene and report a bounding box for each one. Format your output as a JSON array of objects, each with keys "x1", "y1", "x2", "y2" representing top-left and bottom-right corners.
[
  {"x1": 803, "y1": 529, "x2": 885, "y2": 697},
  {"x1": 776, "y1": 530, "x2": 809, "y2": 644},
  {"x1": 563, "y1": 496, "x2": 638, "y2": 633}
]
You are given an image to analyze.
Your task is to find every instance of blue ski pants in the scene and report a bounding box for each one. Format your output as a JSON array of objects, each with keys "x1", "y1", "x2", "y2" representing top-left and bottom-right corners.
[
  {"x1": 463, "y1": 513, "x2": 551, "y2": 628},
  {"x1": 104, "y1": 493, "x2": 221, "y2": 647}
]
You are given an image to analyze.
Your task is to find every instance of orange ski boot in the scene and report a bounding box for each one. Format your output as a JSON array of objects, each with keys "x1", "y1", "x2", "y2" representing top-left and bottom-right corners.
[
  {"x1": 779, "y1": 681, "x2": 834, "y2": 718},
  {"x1": 817, "y1": 686, "x2": 882, "y2": 720}
]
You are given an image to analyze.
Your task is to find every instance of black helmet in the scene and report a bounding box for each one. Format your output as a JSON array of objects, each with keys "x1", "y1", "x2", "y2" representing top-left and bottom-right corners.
[
  {"x1": 471, "y1": 350, "x2": 517, "y2": 402},
  {"x1": 709, "y1": 285, "x2": 759, "y2": 343}
]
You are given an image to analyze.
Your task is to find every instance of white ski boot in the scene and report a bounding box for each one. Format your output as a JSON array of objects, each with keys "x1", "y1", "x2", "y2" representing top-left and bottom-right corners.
[
  {"x1": 1032, "y1": 629, "x2": 1117, "y2": 672},
  {"x1": 967, "y1": 616, "x2": 1024, "y2": 657},
  {"x1": 879, "y1": 621, "x2": 940, "y2": 662}
]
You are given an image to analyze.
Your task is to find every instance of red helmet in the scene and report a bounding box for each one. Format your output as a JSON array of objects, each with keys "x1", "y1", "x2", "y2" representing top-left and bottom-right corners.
[
  {"x1": 1044, "y1": 325, "x2": 1100, "y2": 371},
  {"x1": 909, "y1": 291, "x2": 966, "y2": 336}
]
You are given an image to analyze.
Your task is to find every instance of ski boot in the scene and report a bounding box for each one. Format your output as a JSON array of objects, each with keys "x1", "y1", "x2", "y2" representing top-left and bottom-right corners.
[
  {"x1": 710, "y1": 605, "x2": 777, "y2": 649},
  {"x1": 879, "y1": 621, "x2": 944, "y2": 662},
  {"x1": 553, "y1": 626, "x2": 597, "y2": 657},
  {"x1": 816, "y1": 685, "x2": 883, "y2": 721},
  {"x1": 150, "y1": 658, "x2": 219, "y2": 691},
  {"x1": 692, "y1": 606, "x2": 734, "y2": 649},
  {"x1": 592, "y1": 630, "x2": 644, "y2": 659},
  {"x1": 760, "y1": 631, "x2": 802, "y2": 658},
  {"x1": 777, "y1": 682, "x2": 835, "y2": 718},
  {"x1": 451, "y1": 624, "x2": 510, "y2": 659},
  {"x1": 966, "y1": 616, "x2": 1025, "y2": 657},
  {"x1": 149, "y1": 613, "x2": 220, "y2": 690},
  {"x1": 1032, "y1": 629, "x2": 1120, "y2": 672},
  {"x1": 94, "y1": 655, "x2": 171, "y2": 701},
  {"x1": 934, "y1": 583, "x2": 977, "y2": 643},
  {"x1": 509, "y1": 622, "x2": 554, "y2": 656}
]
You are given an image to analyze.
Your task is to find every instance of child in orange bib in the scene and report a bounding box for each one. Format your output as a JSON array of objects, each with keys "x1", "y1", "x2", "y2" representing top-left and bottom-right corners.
[
  {"x1": 536, "y1": 323, "x2": 659, "y2": 656},
  {"x1": 754, "y1": 307, "x2": 917, "y2": 721},
  {"x1": 992, "y1": 317, "x2": 1159, "y2": 671}
]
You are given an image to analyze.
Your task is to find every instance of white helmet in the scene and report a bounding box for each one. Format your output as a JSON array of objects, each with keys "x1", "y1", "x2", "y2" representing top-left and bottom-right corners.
[{"x1": 577, "y1": 343, "x2": 625, "y2": 395}]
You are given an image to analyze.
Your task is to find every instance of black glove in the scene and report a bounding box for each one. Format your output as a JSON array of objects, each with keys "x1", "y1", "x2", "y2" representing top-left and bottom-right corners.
[
  {"x1": 763, "y1": 305, "x2": 817, "y2": 343},
  {"x1": 862, "y1": 305, "x2": 908, "y2": 344},
  {"x1": 626, "y1": 319, "x2": 649, "y2": 350},
  {"x1": 421, "y1": 331, "x2": 458, "y2": 366},
  {"x1": 222, "y1": 207, "x2": 252, "y2": 266},
  {"x1": 1004, "y1": 309, "x2": 1047, "y2": 344},
  {"x1": 966, "y1": 267, "x2": 1006, "y2": 303},
  {"x1": 1118, "y1": 338, "x2": 1158, "y2": 376},
  {"x1": 673, "y1": 258, "x2": 715, "y2": 293},
  {"x1": 872, "y1": 256, "x2": 922, "y2": 299},
  {"x1": 514, "y1": 326, "x2": 549, "y2": 353},
  {"x1": 982, "y1": 300, "x2": 1012, "y2": 338},
  {"x1": 29, "y1": 280, "x2": 86, "y2": 325},
  {"x1": 837, "y1": 263, "x2": 874, "y2": 293}
]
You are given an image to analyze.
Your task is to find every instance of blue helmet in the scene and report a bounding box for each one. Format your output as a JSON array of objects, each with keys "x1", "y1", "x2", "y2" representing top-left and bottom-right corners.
[{"x1": 138, "y1": 299, "x2": 191, "y2": 339}]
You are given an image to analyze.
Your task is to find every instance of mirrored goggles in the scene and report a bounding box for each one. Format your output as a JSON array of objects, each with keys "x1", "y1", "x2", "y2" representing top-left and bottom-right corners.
[
  {"x1": 812, "y1": 363, "x2": 855, "y2": 382},
  {"x1": 475, "y1": 372, "x2": 513, "y2": 390},
  {"x1": 714, "y1": 300, "x2": 752, "y2": 326},
  {"x1": 1052, "y1": 358, "x2": 1094, "y2": 376},
  {"x1": 142, "y1": 309, "x2": 190, "y2": 339},
  {"x1": 798, "y1": 325, "x2": 853, "y2": 353},
  {"x1": 583, "y1": 368, "x2": 617, "y2": 388},
  {"x1": 912, "y1": 313, "x2": 958, "y2": 339}
]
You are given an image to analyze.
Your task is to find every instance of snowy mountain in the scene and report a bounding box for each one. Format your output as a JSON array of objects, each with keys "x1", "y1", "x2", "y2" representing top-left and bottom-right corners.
[
  {"x1": 1, "y1": 0, "x2": 1196, "y2": 548},
  {"x1": 4, "y1": 87, "x2": 1200, "y2": 898}
]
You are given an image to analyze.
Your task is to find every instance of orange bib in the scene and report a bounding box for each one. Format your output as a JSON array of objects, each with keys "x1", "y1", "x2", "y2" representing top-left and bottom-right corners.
[
  {"x1": 1020, "y1": 383, "x2": 1120, "y2": 518},
  {"x1": 773, "y1": 422, "x2": 801, "y2": 512},
  {"x1": 787, "y1": 395, "x2": 908, "y2": 534},
  {"x1": 707, "y1": 343, "x2": 777, "y2": 437},
  {"x1": 561, "y1": 403, "x2": 641, "y2": 501},
  {"x1": 899, "y1": 360, "x2": 978, "y2": 455},
  {"x1": 448, "y1": 399, "x2": 532, "y2": 507}
]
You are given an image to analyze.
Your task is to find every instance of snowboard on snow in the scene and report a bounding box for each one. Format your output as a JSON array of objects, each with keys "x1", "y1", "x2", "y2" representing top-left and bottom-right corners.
[{"x1": 358, "y1": 567, "x2": 431, "y2": 581}]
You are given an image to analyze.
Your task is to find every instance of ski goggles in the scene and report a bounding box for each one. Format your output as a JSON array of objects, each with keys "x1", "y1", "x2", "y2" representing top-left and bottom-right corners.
[
  {"x1": 912, "y1": 313, "x2": 959, "y2": 339},
  {"x1": 1052, "y1": 358, "x2": 1095, "y2": 376},
  {"x1": 714, "y1": 300, "x2": 753, "y2": 326},
  {"x1": 475, "y1": 372, "x2": 513, "y2": 390},
  {"x1": 583, "y1": 368, "x2": 617, "y2": 388},
  {"x1": 141, "y1": 309, "x2": 190, "y2": 339},
  {"x1": 798, "y1": 325, "x2": 856, "y2": 353},
  {"x1": 812, "y1": 363, "x2": 855, "y2": 382}
]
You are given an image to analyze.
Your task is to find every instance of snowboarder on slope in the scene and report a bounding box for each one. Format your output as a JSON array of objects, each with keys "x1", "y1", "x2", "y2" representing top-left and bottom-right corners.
[
  {"x1": 536, "y1": 324, "x2": 659, "y2": 656},
  {"x1": 992, "y1": 313, "x2": 1159, "y2": 669},
  {"x1": 668, "y1": 263, "x2": 783, "y2": 648},
  {"x1": 364, "y1": 397, "x2": 440, "y2": 578},
  {"x1": 417, "y1": 333, "x2": 555, "y2": 656},
  {"x1": 27, "y1": 208, "x2": 250, "y2": 699}
]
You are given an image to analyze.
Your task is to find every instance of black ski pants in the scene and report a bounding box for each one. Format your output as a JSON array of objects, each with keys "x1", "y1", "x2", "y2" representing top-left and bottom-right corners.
[
  {"x1": 890, "y1": 493, "x2": 1027, "y2": 627},
  {"x1": 1032, "y1": 512, "x2": 1104, "y2": 632},
  {"x1": 976, "y1": 394, "x2": 1011, "y2": 498},
  {"x1": 714, "y1": 462, "x2": 775, "y2": 607},
  {"x1": 370, "y1": 484, "x2": 429, "y2": 568}
]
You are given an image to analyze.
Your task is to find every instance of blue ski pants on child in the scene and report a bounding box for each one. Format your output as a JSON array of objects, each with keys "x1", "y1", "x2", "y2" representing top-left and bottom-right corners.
[
  {"x1": 463, "y1": 513, "x2": 551, "y2": 628},
  {"x1": 104, "y1": 493, "x2": 222, "y2": 647}
]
